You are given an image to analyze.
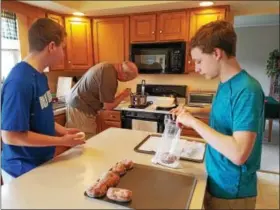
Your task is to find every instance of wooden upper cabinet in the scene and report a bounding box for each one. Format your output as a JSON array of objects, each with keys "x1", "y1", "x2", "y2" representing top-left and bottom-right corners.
[
  {"x1": 189, "y1": 7, "x2": 227, "y2": 39},
  {"x1": 93, "y1": 17, "x2": 129, "y2": 63},
  {"x1": 47, "y1": 13, "x2": 65, "y2": 70},
  {"x1": 65, "y1": 17, "x2": 93, "y2": 70},
  {"x1": 158, "y1": 11, "x2": 187, "y2": 41},
  {"x1": 130, "y1": 14, "x2": 156, "y2": 42},
  {"x1": 186, "y1": 6, "x2": 228, "y2": 73}
]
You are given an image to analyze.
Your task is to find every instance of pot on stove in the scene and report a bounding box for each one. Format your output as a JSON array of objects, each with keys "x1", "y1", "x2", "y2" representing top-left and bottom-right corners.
[{"x1": 130, "y1": 93, "x2": 148, "y2": 106}]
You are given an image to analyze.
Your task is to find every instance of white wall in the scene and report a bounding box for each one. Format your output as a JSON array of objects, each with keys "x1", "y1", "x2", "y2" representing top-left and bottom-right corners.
[{"x1": 235, "y1": 25, "x2": 280, "y2": 95}]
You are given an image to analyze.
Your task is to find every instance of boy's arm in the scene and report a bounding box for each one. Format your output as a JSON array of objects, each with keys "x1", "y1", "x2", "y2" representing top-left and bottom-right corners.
[
  {"x1": 176, "y1": 90, "x2": 264, "y2": 165},
  {"x1": 1, "y1": 81, "x2": 84, "y2": 147}
]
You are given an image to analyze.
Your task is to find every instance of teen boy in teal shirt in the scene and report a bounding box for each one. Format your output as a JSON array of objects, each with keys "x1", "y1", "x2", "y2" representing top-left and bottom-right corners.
[{"x1": 172, "y1": 20, "x2": 264, "y2": 209}]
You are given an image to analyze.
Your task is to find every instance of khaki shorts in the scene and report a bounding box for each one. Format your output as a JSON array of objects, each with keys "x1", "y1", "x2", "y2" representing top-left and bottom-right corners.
[
  {"x1": 65, "y1": 106, "x2": 97, "y2": 139},
  {"x1": 204, "y1": 192, "x2": 256, "y2": 210}
]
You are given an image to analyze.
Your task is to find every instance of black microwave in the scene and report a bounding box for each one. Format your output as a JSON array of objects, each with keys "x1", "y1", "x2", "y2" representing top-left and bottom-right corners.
[{"x1": 130, "y1": 41, "x2": 186, "y2": 74}]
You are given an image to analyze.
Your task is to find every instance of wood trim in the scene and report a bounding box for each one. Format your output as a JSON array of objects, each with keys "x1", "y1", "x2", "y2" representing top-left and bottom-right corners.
[
  {"x1": 92, "y1": 8, "x2": 194, "y2": 19},
  {"x1": 188, "y1": 5, "x2": 230, "y2": 13},
  {"x1": 1, "y1": 1, "x2": 46, "y2": 18}
]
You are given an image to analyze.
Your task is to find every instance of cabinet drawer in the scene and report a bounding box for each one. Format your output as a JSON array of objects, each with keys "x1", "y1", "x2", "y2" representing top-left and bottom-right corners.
[
  {"x1": 104, "y1": 121, "x2": 121, "y2": 128},
  {"x1": 102, "y1": 111, "x2": 121, "y2": 121},
  {"x1": 102, "y1": 120, "x2": 121, "y2": 131}
]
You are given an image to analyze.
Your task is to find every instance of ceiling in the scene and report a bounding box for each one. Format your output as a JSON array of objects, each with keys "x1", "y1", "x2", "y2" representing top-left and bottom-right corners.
[{"x1": 21, "y1": 1, "x2": 279, "y2": 17}]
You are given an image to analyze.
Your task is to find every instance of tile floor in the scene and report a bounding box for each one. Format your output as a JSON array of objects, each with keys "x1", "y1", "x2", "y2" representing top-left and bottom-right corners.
[
  {"x1": 256, "y1": 171, "x2": 279, "y2": 209},
  {"x1": 260, "y1": 120, "x2": 279, "y2": 173}
]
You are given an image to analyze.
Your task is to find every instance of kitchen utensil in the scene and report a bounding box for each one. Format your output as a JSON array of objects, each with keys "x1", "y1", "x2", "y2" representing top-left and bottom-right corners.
[
  {"x1": 156, "y1": 94, "x2": 178, "y2": 109},
  {"x1": 141, "y1": 79, "x2": 146, "y2": 96},
  {"x1": 130, "y1": 93, "x2": 147, "y2": 106},
  {"x1": 155, "y1": 96, "x2": 175, "y2": 107},
  {"x1": 151, "y1": 116, "x2": 183, "y2": 168}
]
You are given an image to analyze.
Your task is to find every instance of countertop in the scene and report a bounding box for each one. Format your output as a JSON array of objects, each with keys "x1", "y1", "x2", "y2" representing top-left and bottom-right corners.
[
  {"x1": 1, "y1": 128, "x2": 207, "y2": 209},
  {"x1": 115, "y1": 99, "x2": 210, "y2": 119},
  {"x1": 54, "y1": 107, "x2": 66, "y2": 116}
]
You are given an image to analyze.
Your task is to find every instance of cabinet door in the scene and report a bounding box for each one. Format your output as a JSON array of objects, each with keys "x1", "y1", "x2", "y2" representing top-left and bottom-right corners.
[
  {"x1": 158, "y1": 11, "x2": 187, "y2": 41},
  {"x1": 93, "y1": 17, "x2": 129, "y2": 63},
  {"x1": 47, "y1": 13, "x2": 65, "y2": 70},
  {"x1": 187, "y1": 7, "x2": 227, "y2": 72},
  {"x1": 130, "y1": 14, "x2": 156, "y2": 42},
  {"x1": 54, "y1": 113, "x2": 66, "y2": 126},
  {"x1": 65, "y1": 17, "x2": 93, "y2": 70},
  {"x1": 189, "y1": 7, "x2": 227, "y2": 39}
]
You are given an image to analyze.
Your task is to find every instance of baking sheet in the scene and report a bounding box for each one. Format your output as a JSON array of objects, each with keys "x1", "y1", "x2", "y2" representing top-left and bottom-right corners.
[
  {"x1": 84, "y1": 163, "x2": 197, "y2": 209},
  {"x1": 134, "y1": 134, "x2": 206, "y2": 163}
]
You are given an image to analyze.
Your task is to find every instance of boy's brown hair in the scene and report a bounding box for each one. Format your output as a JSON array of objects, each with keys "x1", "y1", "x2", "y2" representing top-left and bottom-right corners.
[
  {"x1": 190, "y1": 20, "x2": 237, "y2": 57},
  {"x1": 28, "y1": 18, "x2": 66, "y2": 52}
]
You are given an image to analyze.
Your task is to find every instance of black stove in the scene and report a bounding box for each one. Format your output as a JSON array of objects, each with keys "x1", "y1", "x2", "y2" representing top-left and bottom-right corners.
[
  {"x1": 121, "y1": 84, "x2": 187, "y2": 133},
  {"x1": 136, "y1": 84, "x2": 187, "y2": 97}
]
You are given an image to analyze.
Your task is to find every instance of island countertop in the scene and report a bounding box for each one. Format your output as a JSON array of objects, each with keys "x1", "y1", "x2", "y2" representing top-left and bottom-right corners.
[{"x1": 1, "y1": 128, "x2": 207, "y2": 209}]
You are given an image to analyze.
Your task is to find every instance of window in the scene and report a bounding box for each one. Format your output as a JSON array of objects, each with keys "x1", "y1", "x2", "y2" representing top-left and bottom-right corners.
[{"x1": 1, "y1": 10, "x2": 21, "y2": 81}]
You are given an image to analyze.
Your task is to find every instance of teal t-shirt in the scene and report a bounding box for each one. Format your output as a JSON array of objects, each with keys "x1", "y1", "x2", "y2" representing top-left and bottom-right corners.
[{"x1": 206, "y1": 70, "x2": 265, "y2": 199}]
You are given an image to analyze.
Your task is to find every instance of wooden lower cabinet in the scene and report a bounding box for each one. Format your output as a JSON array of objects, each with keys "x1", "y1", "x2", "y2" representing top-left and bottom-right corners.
[
  {"x1": 96, "y1": 110, "x2": 122, "y2": 133},
  {"x1": 54, "y1": 113, "x2": 66, "y2": 126},
  {"x1": 181, "y1": 117, "x2": 209, "y2": 138}
]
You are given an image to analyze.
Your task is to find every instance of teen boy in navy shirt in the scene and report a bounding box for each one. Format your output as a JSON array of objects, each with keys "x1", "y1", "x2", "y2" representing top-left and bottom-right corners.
[{"x1": 1, "y1": 18, "x2": 85, "y2": 183}]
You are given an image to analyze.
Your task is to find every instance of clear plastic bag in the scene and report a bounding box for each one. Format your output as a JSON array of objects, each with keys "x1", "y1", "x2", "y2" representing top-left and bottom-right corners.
[{"x1": 152, "y1": 115, "x2": 182, "y2": 168}]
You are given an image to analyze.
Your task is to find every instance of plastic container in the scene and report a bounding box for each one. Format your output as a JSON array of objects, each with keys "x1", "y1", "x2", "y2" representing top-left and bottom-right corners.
[{"x1": 152, "y1": 115, "x2": 182, "y2": 168}]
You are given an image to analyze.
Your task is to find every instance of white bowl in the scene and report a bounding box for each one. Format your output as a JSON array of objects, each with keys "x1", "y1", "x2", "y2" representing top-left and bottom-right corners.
[{"x1": 155, "y1": 97, "x2": 175, "y2": 107}]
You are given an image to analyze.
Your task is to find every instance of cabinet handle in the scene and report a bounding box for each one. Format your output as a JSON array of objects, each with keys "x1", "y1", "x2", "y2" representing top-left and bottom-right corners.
[
  {"x1": 188, "y1": 61, "x2": 191, "y2": 64},
  {"x1": 68, "y1": 61, "x2": 71, "y2": 64},
  {"x1": 159, "y1": 30, "x2": 162, "y2": 33},
  {"x1": 152, "y1": 31, "x2": 155, "y2": 34},
  {"x1": 110, "y1": 115, "x2": 115, "y2": 118}
]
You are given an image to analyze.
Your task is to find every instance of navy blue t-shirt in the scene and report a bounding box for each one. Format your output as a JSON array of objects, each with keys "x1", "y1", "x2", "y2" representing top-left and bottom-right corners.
[{"x1": 1, "y1": 62, "x2": 56, "y2": 178}]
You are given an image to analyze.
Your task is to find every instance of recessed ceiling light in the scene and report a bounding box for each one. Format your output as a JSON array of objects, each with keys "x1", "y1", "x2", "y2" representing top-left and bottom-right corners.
[
  {"x1": 73, "y1": 12, "x2": 85, "y2": 16},
  {"x1": 199, "y1": 1, "x2": 214, "y2": 7}
]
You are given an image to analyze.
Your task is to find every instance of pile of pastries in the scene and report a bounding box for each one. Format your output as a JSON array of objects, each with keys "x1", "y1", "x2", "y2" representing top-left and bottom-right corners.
[{"x1": 85, "y1": 159, "x2": 134, "y2": 202}]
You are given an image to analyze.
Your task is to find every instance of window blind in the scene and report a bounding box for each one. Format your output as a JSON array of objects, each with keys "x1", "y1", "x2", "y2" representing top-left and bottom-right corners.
[{"x1": 1, "y1": 10, "x2": 18, "y2": 40}]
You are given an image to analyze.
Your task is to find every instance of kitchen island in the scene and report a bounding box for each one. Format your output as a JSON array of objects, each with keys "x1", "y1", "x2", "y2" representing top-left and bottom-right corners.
[{"x1": 1, "y1": 128, "x2": 207, "y2": 209}]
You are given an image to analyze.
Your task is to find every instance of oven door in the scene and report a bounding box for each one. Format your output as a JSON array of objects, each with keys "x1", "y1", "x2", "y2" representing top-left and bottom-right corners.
[
  {"x1": 131, "y1": 49, "x2": 169, "y2": 74},
  {"x1": 121, "y1": 111, "x2": 165, "y2": 133}
]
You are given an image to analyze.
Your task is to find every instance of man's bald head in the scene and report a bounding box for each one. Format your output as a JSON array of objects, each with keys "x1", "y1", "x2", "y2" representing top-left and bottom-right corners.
[{"x1": 118, "y1": 61, "x2": 138, "y2": 81}]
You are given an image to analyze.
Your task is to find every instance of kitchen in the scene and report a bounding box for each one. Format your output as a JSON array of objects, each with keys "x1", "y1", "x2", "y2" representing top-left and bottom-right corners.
[{"x1": 1, "y1": 0, "x2": 279, "y2": 209}]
